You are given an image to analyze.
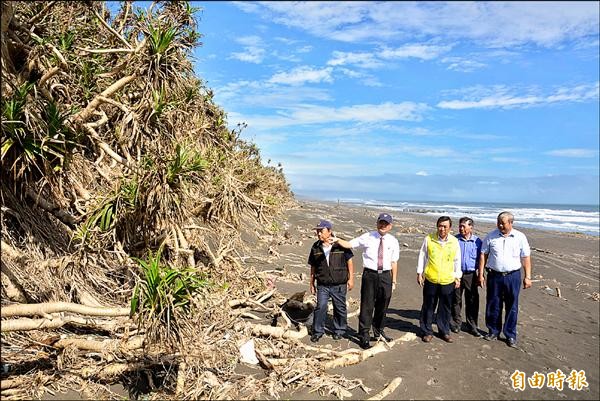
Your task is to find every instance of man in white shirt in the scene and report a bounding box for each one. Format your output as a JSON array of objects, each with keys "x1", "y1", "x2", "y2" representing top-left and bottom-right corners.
[
  {"x1": 478, "y1": 211, "x2": 532, "y2": 348},
  {"x1": 334, "y1": 213, "x2": 399, "y2": 349}
]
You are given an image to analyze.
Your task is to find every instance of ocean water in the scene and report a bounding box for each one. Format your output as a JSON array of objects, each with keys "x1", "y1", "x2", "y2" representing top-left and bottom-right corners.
[{"x1": 337, "y1": 199, "x2": 600, "y2": 236}]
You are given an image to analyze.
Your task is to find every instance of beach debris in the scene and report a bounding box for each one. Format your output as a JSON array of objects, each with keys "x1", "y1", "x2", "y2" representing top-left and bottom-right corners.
[
  {"x1": 587, "y1": 292, "x2": 600, "y2": 302},
  {"x1": 402, "y1": 243, "x2": 409, "y2": 247},
  {"x1": 555, "y1": 287, "x2": 562, "y2": 298},
  {"x1": 367, "y1": 377, "x2": 403, "y2": 400},
  {"x1": 239, "y1": 339, "x2": 260, "y2": 365},
  {"x1": 268, "y1": 245, "x2": 280, "y2": 257},
  {"x1": 322, "y1": 332, "x2": 416, "y2": 369}
]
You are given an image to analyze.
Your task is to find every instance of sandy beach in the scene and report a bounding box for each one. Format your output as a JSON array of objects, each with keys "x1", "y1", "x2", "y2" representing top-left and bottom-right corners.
[{"x1": 246, "y1": 199, "x2": 599, "y2": 400}]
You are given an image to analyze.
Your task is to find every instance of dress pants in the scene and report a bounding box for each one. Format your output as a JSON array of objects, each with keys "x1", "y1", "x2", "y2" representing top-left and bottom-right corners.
[
  {"x1": 420, "y1": 279, "x2": 454, "y2": 336},
  {"x1": 313, "y1": 283, "x2": 347, "y2": 336},
  {"x1": 358, "y1": 269, "x2": 392, "y2": 340},
  {"x1": 485, "y1": 269, "x2": 521, "y2": 340},
  {"x1": 451, "y1": 271, "x2": 479, "y2": 332}
]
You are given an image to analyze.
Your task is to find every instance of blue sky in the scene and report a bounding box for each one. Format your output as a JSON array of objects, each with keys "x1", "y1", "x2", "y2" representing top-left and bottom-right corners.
[{"x1": 189, "y1": 1, "x2": 599, "y2": 205}]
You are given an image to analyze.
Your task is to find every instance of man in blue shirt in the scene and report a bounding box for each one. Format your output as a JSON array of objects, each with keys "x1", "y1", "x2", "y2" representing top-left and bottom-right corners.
[{"x1": 451, "y1": 217, "x2": 483, "y2": 337}]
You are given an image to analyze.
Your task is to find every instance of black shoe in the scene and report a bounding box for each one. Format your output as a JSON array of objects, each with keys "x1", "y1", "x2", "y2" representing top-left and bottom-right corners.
[
  {"x1": 310, "y1": 334, "x2": 322, "y2": 343},
  {"x1": 469, "y1": 329, "x2": 483, "y2": 338},
  {"x1": 451, "y1": 327, "x2": 460, "y2": 333},
  {"x1": 483, "y1": 333, "x2": 498, "y2": 341},
  {"x1": 374, "y1": 329, "x2": 393, "y2": 342},
  {"x1": 359, "y1": 338, "x2": 372, "y2": 349},
  {"x1": 506, "y1": 338, "x2": 517, "y2": 348},
  {"x1": 332, "y1": 333, "x2": 343, "y2": 340}
]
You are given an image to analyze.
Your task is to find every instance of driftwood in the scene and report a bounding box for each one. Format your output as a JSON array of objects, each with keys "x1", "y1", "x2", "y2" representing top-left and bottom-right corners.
[
  {"x1": 247, "y1": 323, "x2": 308, "y2": 340},
  {"x1": 80, "y1": 362, "x2": 147, "y2": 380},
  {"x1": 1, "y1": 302, "x2": 130, "y2": 318},
  {"x1": 1, "y1": 315, "x2": 124, "y2": 332},
  {"x1": 367, "y1": 377, "x2": 403, "y2": 400},
  {"x1": 53, "y1": 335, "x2": 144, "y2": 353},
  {"x1": 323, "y1": 332, "x2": 417, "y2": 369}
]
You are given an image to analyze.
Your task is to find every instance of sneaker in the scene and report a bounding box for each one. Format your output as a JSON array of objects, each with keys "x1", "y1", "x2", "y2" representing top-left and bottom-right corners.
[
  {"x1": 506, "y1": 338, "x2": 517, "y2": 348},
  {"x1": 374, "y1": 329, "x2": 393, "y2": 342},
  {"x1": 332, "y1": 333, "x2": 343, "y2": 340},
  {"x1": 450, "y1": 326, "x2": 460, "y2": 333},
  {"x1": 483, "y1": 333, "x2": 498, "y2": 341},
  {"x1": 310, "y1": 334, "x2": 322, "y2": 343}
]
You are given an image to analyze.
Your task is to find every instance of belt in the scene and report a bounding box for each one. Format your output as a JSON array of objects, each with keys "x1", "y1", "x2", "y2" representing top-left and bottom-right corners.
[
  {"x1": 486, "y1": 268, "x2": 519, "y2": 276},
  {"x1": 365, "y1": 268, "x2": 390, "y2": 275}
]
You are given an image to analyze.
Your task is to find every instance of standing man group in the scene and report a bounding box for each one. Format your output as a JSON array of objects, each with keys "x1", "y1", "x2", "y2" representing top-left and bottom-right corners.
[
  {"x1": 334, "y1": 213, "x2": 400, "y2": 349},
  {"x1": 306, "y1": 210, "x2": 532, "y2": 350}
]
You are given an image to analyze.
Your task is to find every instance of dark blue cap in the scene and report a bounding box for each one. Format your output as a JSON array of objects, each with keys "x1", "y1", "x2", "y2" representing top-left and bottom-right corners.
[
  {"x1": 377, "y1": 213, "x2": 393, "y2": 224},
  {"x1": 313, "y1": 219, "x2": 333, "y2": 230}
]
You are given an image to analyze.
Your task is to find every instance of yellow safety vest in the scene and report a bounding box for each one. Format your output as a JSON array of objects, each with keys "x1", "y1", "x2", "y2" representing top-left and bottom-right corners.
[{"x1": 424, "y1": 233, "x2": 458, "y2": 285}]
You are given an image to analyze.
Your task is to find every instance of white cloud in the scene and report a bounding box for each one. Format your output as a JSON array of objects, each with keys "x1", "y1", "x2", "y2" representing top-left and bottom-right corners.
[
  {"x1": 545, "y1": 148, "x2": 599, "y2": 158},
  {"x1": 437, "y1": 82, "x2": 599, "y2": 109},
  {"x1": 416, "y1": 171, "x2": 429, "y2": 176},
  {"x1": 442, "y1": 57, "x2": 487, "y2": 72},
  {"x1": 269, "y1": 66, "x2": 334, "y2": 85},
  {"x1": 236, "y1": 2, "x2": 599, "y2": 48},
  {"x1": 214, "y1": 80, "x2": 332, "y2": 108},
  {"x1": 236, "y1": 35, "x2": 262, "y2": 47},
  {"x1": 379, "y1": 44, "x2": 452, "y2": 60},
  {"x1": 229, "y1": 36, "x2": 266, "y2": 64},
  {"x1": 230, "y1": 101, "x2": 429, "y2": 130},
  {"x1": 327, "y1": 51, "x2": 384, "y2": 69},
  {"x1": 296, "y1": 45, "x2": 313, "y2": 53}
]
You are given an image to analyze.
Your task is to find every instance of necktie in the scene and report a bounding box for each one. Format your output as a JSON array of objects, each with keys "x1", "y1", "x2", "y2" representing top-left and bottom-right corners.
[{"x1": 377, "y1": 237, "x2": 384, "y2": 272}]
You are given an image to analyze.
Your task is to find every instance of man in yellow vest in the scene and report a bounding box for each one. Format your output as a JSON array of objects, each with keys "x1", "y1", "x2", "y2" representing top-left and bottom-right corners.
[{"x1": 417, "y1": 216, "x2": 462, "y2": 343}]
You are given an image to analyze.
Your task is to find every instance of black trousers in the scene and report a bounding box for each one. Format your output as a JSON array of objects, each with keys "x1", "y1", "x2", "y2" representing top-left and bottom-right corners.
[
  {"x1": 419, "y1": 279, "x2": 454, "y2": 336},
  {"x1": 451, "y1": 271, "x2": 479, "y2": 332},
  {"x1": 358, "y1": 269, "x2": 392, "y2": 339}
]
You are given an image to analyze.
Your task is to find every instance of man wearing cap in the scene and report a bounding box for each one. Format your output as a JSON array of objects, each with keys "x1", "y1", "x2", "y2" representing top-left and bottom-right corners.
[
  {"x1": 334, "y1": 213, "x2": 399, "y2": 349},
  {"x1": 417, "y1": 216, "x2": 462, "y2": 344},
  {"x1": 308, "y1": 219, "x2": 355, "y2": 342}
]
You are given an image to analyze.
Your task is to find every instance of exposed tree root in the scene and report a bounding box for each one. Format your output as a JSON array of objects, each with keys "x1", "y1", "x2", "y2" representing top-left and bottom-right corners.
[
  {"x1": 367, "y1": 377, "x2": 403, "y2": 400},
  {"x1": 1, "y1": 302, "x2": 130, "y2": 318}
]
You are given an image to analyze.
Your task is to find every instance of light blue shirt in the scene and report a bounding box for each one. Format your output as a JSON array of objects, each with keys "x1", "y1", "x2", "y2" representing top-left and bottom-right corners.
[
  {"x1": 482, "y1": 228, "x2": 531, "y2": 273},
  {"x1": 456, "y1": 233, "x2": 482, "y2": 272}
]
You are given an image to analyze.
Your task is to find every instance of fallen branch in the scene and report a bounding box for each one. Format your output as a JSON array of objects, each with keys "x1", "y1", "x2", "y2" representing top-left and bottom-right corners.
[
  {"x1": 1, "y1": 301, "x2": 130, "y2": 318},
  {"x1": 1, "y1": 315, "x2": 119, "y2": 332},
  {"x1": 367, "y1": 377, "x2": 403, "y2": 400}
]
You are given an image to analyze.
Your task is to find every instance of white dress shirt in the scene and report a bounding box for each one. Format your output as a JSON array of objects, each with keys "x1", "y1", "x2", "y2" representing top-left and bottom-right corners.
[
  {"x1": 482, "y1": 228, "x2": 531, "y2": 272},
  {"x1": 349, "y1": 231, "x2": 399, "y2": 271}
]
